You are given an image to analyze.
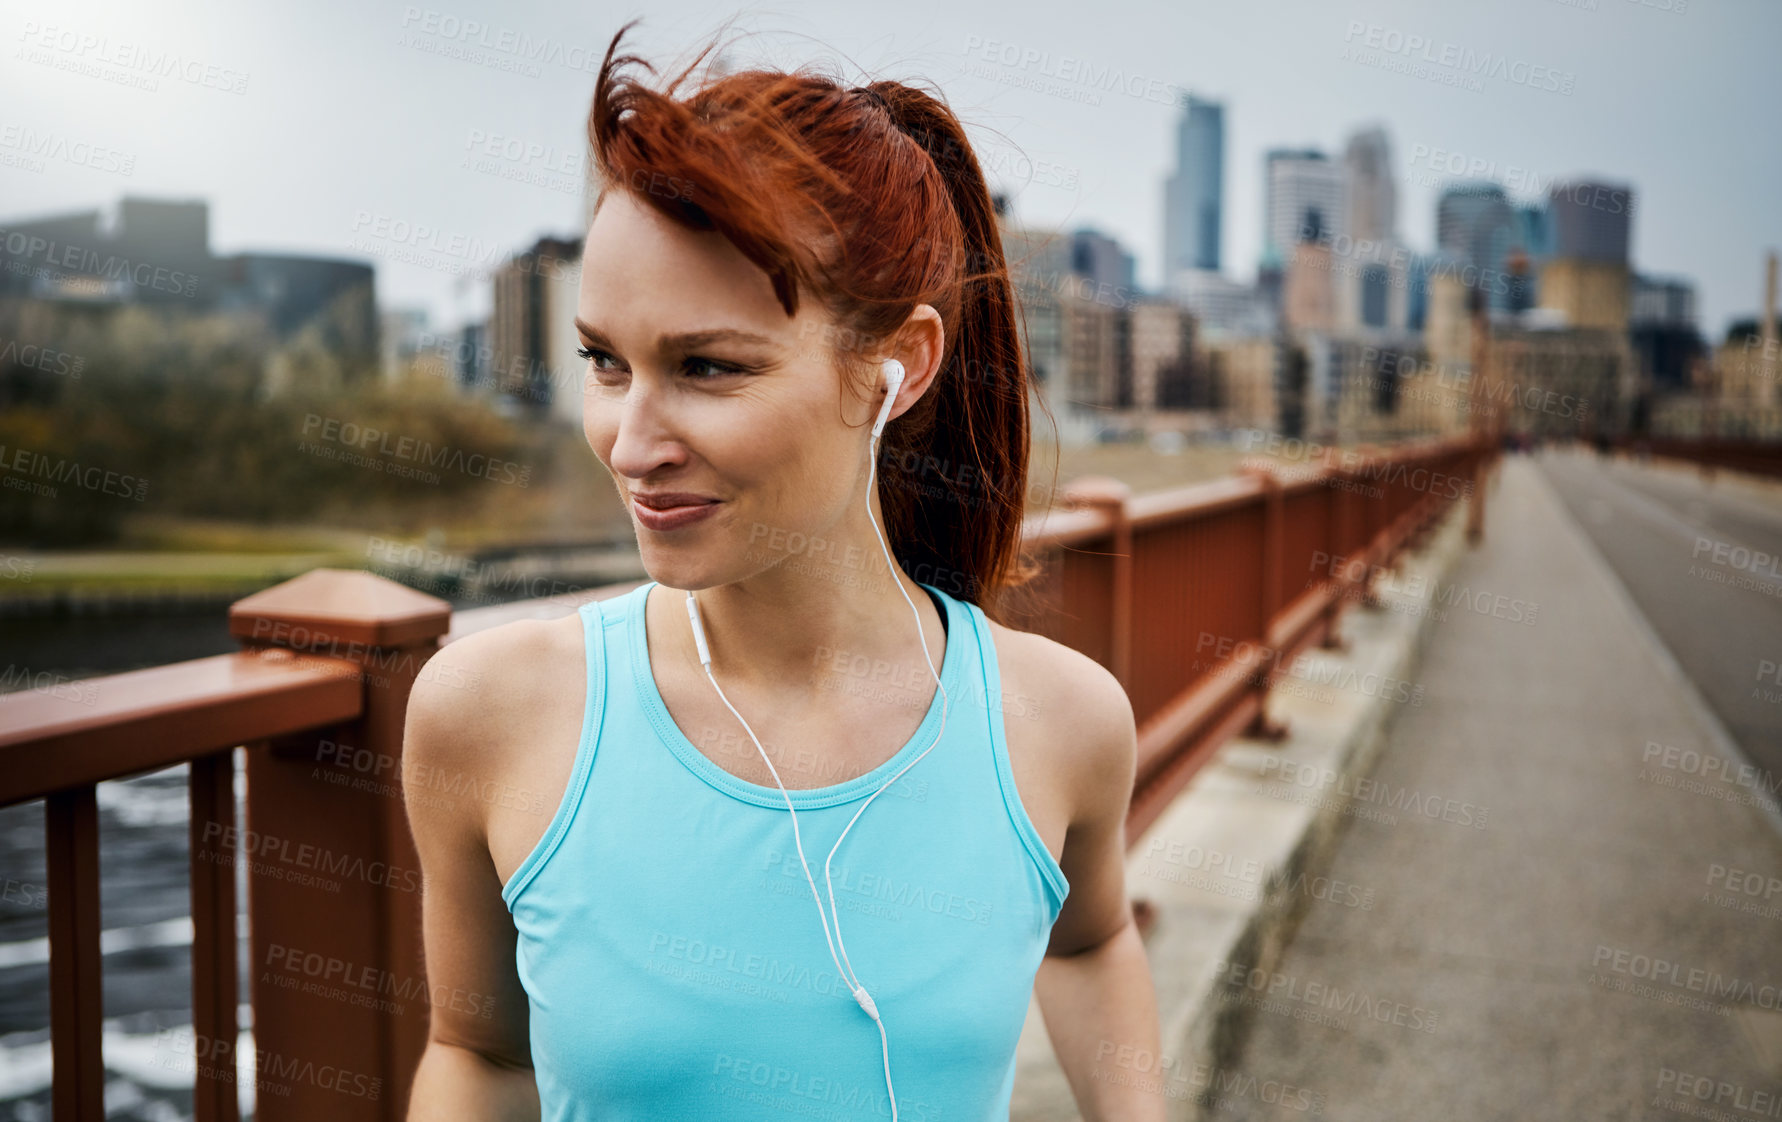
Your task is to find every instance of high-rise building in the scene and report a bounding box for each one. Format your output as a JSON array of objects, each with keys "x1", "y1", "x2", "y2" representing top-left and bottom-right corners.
[
  {"x1": 1536, "y1": 180, "x2": 1637, "y2": 337},
  {"x1": 1317, "y1": 126, "x2": 1408, "y2": 334},
  {"x1": 1507, "y1": 203, "x2": 1554, "y2": 312},
  {"x1": 1537, "y1": 258, "x2": 1631, "y2": 333},
  {"x1": 1631, "y1": 276, "x2": 1696, "y2": 327},
  {"x1": 1264, "y1": 149, "x2": 1346, "y2": 264},
  {"x1": 1070, "y1": 229, "x2": 1137, "y2": 297},
  {"x1": 1436, "y1": 181, "x2": 1526, "y2": 312},
  {"x1": 1549, "y1": 179, "x2": 1634, "y2": 264},
  {"x1": 1163, "y1": 95, "x2": 1224, "y2": 273},
  {"x1": 1436, "y1": 181, "x2": 1515, "y2": 268},
  {"x1": 1343, "y1": 126, "x2": 1396, "y2": 243},
  {"x1": 491, "y1": 235, "x2": 583, "y2": 423},
  {"x1": 1516, "y1": 204, "x2": 1554, "y2": 260},
  {"x1": 1630, "y1": 274, "x2": 1704, "y2": 394}
]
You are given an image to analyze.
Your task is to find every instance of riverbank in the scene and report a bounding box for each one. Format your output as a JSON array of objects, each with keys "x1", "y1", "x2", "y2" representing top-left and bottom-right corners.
[{"x1": 0, "y1": 436, "x2": 1253, "y2": 608}]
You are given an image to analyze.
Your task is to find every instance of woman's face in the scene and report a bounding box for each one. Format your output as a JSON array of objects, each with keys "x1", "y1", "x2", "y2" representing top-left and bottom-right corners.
[{"x1": 577, "y1": 188, "x2": 880, "y2": 591}]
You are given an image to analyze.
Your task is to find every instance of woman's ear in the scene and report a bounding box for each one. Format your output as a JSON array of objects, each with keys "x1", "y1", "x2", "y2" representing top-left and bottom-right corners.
[{"x1": 889, "y1": 305, "x2": 946, "y2": 415}]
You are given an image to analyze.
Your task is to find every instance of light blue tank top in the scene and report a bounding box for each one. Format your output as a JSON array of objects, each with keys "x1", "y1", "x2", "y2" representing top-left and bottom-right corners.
[{"x1": 501, "y1": 579, "x2": 1070, "y2": 1121}]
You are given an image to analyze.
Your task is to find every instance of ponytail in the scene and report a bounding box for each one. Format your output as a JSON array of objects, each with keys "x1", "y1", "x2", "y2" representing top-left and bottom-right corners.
[{"x1": 849, "y1": 81, "x2": 1051, "y2": 618}]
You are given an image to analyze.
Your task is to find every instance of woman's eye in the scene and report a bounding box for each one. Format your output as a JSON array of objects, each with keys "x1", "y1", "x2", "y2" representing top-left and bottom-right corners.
[
  {"x1": 577, "y1": 345, "x2": 623, "y2": 372},
  {"x1": 576, "y1": 345, "x2": 746, "y2": 381},
  {"x1": 685, "y1": 357, "x2": 747, "y2": 380}
]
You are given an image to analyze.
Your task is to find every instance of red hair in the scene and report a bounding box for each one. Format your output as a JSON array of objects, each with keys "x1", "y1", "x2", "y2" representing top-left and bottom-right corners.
[{"x1": 587, "y1": 20, "x2": 1052, "y2": 623}]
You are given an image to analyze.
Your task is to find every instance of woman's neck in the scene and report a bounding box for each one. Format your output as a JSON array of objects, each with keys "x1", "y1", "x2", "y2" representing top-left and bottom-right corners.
[{"x1": 662, "y1": 552, "x2": 947, "y2": 693}]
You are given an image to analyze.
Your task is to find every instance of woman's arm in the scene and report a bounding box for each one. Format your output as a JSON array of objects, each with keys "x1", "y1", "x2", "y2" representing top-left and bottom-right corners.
[
  {"x1": 401, "y1": 640, "x2": 541, "y2": 1121},
  {"x1": 1032, "y1": 654, "x2": 1167, "y2": 1122},
  {"x1": 407, "y1": 1040, "x2": 538, "y2": 1121}
]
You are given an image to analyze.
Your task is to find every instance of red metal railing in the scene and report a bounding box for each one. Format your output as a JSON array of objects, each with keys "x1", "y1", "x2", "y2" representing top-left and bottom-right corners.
[
  {"x1": 1617, "y1": 435, "x2": 1782, "y2": 481},
  {"x1": 1013, "y1": 434, "x2": 1487, "y2": 841},
  {"x1": 0, "y1": 432, "x2": 1491, "y2": 1121}
]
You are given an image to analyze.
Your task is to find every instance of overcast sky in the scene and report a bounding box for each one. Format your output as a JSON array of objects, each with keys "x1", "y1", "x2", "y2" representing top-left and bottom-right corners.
[{"x1": 5, "y1": 0, "x2": 1776, "y2": 341}]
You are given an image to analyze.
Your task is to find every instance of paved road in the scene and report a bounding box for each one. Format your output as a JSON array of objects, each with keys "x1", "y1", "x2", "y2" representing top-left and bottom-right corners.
[
  {"x1": 1536, "y1": 446, "x2": 1782, "y2": 788},
  {"x1": 1219, "y1": 453, "x2": 1782, "y2": 1121}
]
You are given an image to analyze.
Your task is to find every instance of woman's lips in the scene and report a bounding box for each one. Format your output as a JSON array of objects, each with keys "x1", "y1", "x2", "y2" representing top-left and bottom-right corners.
[{"x1": 632, "y1": 496, "x2": 721, "y2": 531}]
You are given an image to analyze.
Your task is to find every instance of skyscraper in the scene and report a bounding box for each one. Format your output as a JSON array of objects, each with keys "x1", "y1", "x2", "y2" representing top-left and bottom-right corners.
[
  {"x1": 1338, "y1": 126, "x2": 1403, "y2": 332},
  {"x1": 1549, "y1": 179, "x2": 1634, "y2": 264},
  {"x1": 1516, "y1": 203, "x2": 1554, "y2": 260},
  {"x1": 1631, "y1": 274, "x2": 1703, "y2": 392},
  {"x1": 1343, "y1": 126, "x2": 1396, "y2": 243},
  {"x1": 1163, "y1": 95, "x2": 1224, "y2": 273},
  {"x1": 1631, "y1": 276, "x2": 1696, "y2": 326},
  {"x1": 1538, "y1": 180, "x2": 1635, "y2": 333},
  {"x1": 1070, "y1": 228, "x2": 1138, "y2": 296},
  {"x1": 1436, "y1": 180, "x2": 1523, "y2": 311},
  {"x1": 492, "y1": 234, "x2": 583, "y2": 423},
  {"x1": 1436, "y1": 181, "x2": 1515, "y2": 264},
  {"x1": 1264, "y1": 149, "x2": 1346, "y2": 264}
]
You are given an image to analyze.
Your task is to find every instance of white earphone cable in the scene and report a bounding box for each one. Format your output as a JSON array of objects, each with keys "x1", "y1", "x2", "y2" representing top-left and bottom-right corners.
[{"x1": 684, "y1": 371, "x2": 944, "y2": 1121}]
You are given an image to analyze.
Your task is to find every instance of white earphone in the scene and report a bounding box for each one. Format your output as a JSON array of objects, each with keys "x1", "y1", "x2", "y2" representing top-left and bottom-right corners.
[
  {"x1": 683, "y1": 357, "x2": 941, "y2": 1120},
  {"x1": 872, "y1": 356, "x2": 906, "y2": 440}
]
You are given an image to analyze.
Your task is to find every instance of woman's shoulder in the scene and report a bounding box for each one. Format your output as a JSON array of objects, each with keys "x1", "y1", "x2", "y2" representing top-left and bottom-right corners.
[
  {"x1": 979, "y1": 614, "x2": 1138, "y2": 824},
  {"x1": 981, "y1": 616, "x2": 1133, "y2": 740},
  {"x1": 405, "y1": 611, "x2": 591, "y2": 844},
  {"x1": 412, "y1": 611, "x2": 586, "y2": 743}
]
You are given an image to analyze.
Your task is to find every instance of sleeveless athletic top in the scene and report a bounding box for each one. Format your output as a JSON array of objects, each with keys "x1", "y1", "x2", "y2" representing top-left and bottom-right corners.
[{"x1": 501, "y1": 579, "x2": 1070, "y2": 1121}]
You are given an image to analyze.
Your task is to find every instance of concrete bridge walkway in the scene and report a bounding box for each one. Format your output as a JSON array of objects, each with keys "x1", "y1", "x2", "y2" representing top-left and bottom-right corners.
[{"x1": 1219, "y1": 453, "x2": 1782, "y2": 1120}]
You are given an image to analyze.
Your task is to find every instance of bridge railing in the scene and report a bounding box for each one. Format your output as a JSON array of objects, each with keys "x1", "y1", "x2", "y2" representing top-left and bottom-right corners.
[
  {"x1": 1011, "y1": 434, "x2": 1488, "y2": 840},
  {"x1": 1615, "y1": 434, "x2": 1782, "y2": 481},
  {"x1": 0, "y1": 431, "x2": 1491, "y2": 1121}
]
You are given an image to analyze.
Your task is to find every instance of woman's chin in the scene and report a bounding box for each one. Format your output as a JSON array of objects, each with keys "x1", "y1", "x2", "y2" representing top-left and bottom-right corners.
[{"x1": 637, "y1": 549, "x2": 722, "y2": 592}]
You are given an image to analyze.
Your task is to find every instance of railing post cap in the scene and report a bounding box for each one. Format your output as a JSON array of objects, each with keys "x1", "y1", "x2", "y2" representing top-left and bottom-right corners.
[
  {"x1": 229, "y1": 567, "x2": 452, "y2": 651},
  {"x1": 1236, "y1": 461, "x2": 1285, "y2": 490},
  {"x1": 1058, "y1": 475, "x2": 1131, "y2": 511}
]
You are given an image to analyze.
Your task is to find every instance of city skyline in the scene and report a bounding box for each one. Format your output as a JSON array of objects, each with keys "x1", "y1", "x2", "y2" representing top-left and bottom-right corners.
[{"x1": 3, "y1": 0, "x2": 1775, "y2": 340}]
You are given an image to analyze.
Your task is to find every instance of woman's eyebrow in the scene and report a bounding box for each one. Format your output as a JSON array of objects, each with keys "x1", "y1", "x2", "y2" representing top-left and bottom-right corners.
[{"x1": 573, "y1": 318, "x2": 778, "y2": 351}]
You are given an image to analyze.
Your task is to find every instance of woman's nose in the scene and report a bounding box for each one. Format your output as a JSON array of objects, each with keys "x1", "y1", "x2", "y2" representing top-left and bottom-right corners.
[{"x1": 605, "y1": 389, "x2": 688, "y2": 479}]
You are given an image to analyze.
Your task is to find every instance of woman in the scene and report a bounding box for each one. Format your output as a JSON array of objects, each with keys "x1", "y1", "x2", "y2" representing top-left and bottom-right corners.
[{"x1": 402, "y1": 20, "x2": 1164, "y2": 1121}]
